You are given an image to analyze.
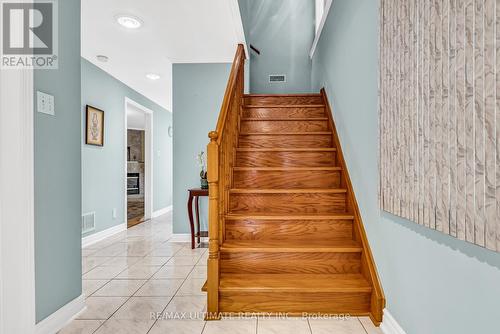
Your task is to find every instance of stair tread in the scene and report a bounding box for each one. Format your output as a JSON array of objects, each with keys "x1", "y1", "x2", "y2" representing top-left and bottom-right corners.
[
  {"x1": 233, "y1": 167, "x2": 341, "y2": 171},
  {"x1": 244, "y1": 94, "x2": 322, "y2": 97},
  {"x1": 236, "y1": 148, "x2": 337, "y2": 152},
  {"x1": 240, "y1": 132, "x2": 332, "y2": 136},
  {"x1": 225, "y1": 214, "x2": 355, "y2": 220},
  {"x1": 242, "y1": 117, "x2": 329, "y2": 121},
  {"x1": 230, "y1": 188, "x2": 347, "y2": 194},
  {"x1": 221, "y1": 239, "x2": 362, "y2": 252},
  {"x1": 220, "y1": 274, "x2": 372, "y2": 293},
  {"x1": 244, "y1": 105, "x2": 325, "y2": 108}
]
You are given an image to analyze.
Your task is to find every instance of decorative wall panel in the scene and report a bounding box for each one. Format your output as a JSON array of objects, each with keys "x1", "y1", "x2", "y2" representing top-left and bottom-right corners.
[{"x1": 379, "y1": 0, "x2": 499, "y2": 251}]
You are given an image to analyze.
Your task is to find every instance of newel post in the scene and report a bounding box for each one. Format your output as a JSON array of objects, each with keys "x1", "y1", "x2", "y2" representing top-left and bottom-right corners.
[{"x1": 205, "y1": 131, "x2": 221, "y2": 320}]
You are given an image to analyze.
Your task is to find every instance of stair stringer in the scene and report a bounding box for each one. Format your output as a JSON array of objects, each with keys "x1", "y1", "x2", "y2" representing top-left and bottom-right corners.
[{"x1": 320, "y1": 88, "x2": 386, "y2": 325}]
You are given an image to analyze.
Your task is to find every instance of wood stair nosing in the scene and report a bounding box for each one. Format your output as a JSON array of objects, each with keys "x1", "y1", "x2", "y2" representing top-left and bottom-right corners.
[
  {"x1": 224, "y1": 214, "x2": 355, "y2": 220},
  {"x1": 241, "y1": 117, "x2": 329, "y2": 121},
  {"x1": 219, "y1": 274, "x2": 372, "y2": 293},
  {"x1": 239, "y1": 131, "x2": 332, "y2": 136},
  {"x1": 236, "y1": 148, "x2": 337, "y2": 152},
  {"x1": 243, "y1": 104, "x2": 325, "y2": 109},
  {"x1": 232, "y1": 167, "x2": 342, "y2": 171},
  {"x1": 229, "y1": 188, "x2": 348, "y2": 194},
  {"x1": 220, "y1": 240, "x2": 362, "y2": 253}
]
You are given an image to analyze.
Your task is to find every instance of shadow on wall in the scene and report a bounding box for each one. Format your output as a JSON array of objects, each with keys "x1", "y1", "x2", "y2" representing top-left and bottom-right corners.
[{"x1": 384, "y1": 211, "x2": 500, "y2": 270}]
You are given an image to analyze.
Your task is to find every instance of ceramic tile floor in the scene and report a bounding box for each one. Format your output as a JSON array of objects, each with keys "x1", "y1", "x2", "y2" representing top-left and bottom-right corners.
[{"x1": 59, "y1": 213, "x2": 383, "y2": 334}]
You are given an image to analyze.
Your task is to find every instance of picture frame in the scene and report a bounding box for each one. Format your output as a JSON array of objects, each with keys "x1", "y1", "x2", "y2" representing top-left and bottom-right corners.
[{"x1": 85, "y1": 105, "x2": 105, "y2": 146}]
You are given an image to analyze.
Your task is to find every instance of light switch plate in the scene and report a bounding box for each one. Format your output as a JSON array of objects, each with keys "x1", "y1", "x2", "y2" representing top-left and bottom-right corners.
[{"x1": 37, "y1": 91, "x2": 55, "y2": 116}]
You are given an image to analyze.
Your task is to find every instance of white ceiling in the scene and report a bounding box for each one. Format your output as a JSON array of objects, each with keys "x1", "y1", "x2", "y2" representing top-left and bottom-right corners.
[
  {"x1": 81, "y1": 0, "x2": 247, "y2": 112},
  {"x1": 127, "y1": 104, "x2": 146, "y2": 130}
]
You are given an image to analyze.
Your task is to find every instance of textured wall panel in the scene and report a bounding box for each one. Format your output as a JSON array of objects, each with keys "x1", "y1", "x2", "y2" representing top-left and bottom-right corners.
[{"x1": 379, "y1": 0, "x2": 499, "y2": 252}]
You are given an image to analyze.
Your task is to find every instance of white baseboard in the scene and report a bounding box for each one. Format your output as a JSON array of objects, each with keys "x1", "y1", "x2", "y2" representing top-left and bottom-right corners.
[
  {"x1": 169, "y1": 233, "x2": 208, "y2": 243},
  {"x1": 381, "y1": 309, "x2": 407, "y2": 334},
  {"x1": 82, "y1": 223, "x2": 127, "y2": 248},
  {"x1": 152, "y1": 205, "x2": 173, "y2": 218},
  {"x1": 35, "y1": 294, "x2": 86, "y2": 334}
]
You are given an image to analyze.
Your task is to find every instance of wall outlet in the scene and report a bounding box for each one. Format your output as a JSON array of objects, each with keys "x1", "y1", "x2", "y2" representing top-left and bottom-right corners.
[
  {"x1": 112, "y1": 208, "x2": 117, "y2": 219},
  {"x1": 37, "y1": 91, "x2": 55, "y2": 116}
]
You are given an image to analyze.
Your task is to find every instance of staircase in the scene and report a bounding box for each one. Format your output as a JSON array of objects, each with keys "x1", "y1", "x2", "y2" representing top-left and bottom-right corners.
[{"x1": 205, "y1": 45, "x2": 384, "y2": 325}]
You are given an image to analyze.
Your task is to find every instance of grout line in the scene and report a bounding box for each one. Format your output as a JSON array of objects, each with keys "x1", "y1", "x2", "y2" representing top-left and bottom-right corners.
[
  {"x1": 357, "y1": 317, "x2": 369, "y2": 334},
  {"x1": 306, "y1": 317, "x2": 313, "y2": 334}
]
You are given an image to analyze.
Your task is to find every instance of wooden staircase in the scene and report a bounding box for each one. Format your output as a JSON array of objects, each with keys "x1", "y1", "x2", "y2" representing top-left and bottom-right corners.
[{"x1": 205, "y1": 45, "x2": 384, "y2": 325}]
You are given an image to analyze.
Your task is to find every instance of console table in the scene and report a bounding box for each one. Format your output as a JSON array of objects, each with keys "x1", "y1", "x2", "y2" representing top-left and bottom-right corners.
[{"x1": 187, "y1": 188, "x2": 209, "y2": 249}]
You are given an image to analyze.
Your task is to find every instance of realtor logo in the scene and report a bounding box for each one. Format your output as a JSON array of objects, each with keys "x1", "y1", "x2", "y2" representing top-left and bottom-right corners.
[{"x1": 1, "y1": 0, "x2": 58, "y2": 69}]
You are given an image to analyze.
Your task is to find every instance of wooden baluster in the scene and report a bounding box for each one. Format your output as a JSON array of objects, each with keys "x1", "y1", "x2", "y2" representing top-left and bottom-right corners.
[{"x1": 206, "y1": 131, "x2": 221, "y2": 320}]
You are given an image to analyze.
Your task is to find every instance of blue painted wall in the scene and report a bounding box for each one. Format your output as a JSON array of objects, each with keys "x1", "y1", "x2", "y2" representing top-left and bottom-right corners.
[
  {"x1": 311, "y1": 1, "x2": 500, "y2": 333},
  {"x1": 238, "y1": 0, "x2": 314, "y2": 94},
  {"x1": 81, "y1": 59, "x2": 172, "y2": 236},
  {"x1": 34, "y1": 0, "x2": 82, "y2": 323},
  {"x1": 172, "y1": 63, "x2": 232, "y2": 234}
]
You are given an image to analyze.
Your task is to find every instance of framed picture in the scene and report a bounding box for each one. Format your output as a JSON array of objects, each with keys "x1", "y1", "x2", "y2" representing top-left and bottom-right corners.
[{"x1": 86, "y1": 105, "x2": 104, "y2": 146}]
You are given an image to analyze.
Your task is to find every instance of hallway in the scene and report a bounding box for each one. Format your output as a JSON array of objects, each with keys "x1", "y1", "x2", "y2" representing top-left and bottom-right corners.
[{"x1": 60, "y1": 213, "x2": 381, "y2": 334}]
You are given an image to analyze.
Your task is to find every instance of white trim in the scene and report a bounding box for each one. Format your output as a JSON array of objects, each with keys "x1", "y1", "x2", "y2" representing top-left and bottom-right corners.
[
  {"x1": 35, "y1": 295, "x2": 85, "y2": 334},
  {"x1": 380, "y1": 309, "x2": 407, "y2": 334},
  {"x1": 0, "y1": 61, "x2": 36, "y2": 334},
  {"x1": 153, "y1": 206, "x2": 173, "y2": 218},
  {"x1": 229, "y1": 0, "x2": 249, "y2": 58},
  {"x1": 124, "y1": 98, "x2": 154, "y2": 224},
  {"x1": 82, "y1": 223, "x2": 127, "y2": 248},
  {"x1": 310, "y1": 0, "x2": 334, "y2": 59},
  {"x1": 169, "y1": 233, "x2": 208, "y2": 243}
]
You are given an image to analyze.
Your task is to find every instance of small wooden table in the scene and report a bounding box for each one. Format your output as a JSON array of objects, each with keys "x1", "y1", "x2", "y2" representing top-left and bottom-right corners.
[{"x1": 187, "y1": 188, "x2": 209, "y2": 249}]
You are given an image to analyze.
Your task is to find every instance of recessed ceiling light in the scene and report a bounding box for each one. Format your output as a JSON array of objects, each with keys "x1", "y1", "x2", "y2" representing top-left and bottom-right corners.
[
  {"x1": 146, "y1": 73, "x2": 161, "y2": 81},
  {"x1": 116, "y1": 15, "x2": 143, "y2": 29},
  {"x1": 96, "y1": 55, "x2": 109, "y2": 63}
]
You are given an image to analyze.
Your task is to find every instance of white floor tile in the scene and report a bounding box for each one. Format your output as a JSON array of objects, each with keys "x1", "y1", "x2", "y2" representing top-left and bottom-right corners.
[
  {"x1": 203, "y1": 319, "x2": 256, "y2": 334},
  {"x1": 92, "y1": 279, "x2": 146, "y2": 297},
  {"x1": 134, "y1": 279, "x2": 184, "y2": 297},
  {"x1": 77, "y1": 297, "x2": 128, "y2": 320},
  {"x1": 93, "y1": 319, "x2": 154, "y2": 334},
  {"x1": 58, "y1": 319, "x2": 103, "y2": 334},
  {"x1": 308, "y1": 317, "x2": 367, "y2": 334},
  {"x1": 358, "y1": 317, "x2": 383, "y2": 334},
  {"x1": 148, "y1": 319, "x2": 206, "y2": 334},
  {"x1": 258, "y1": 318, "x2": 312, "y2": 334},
  {"x1": 112, "y1": 296, "x2": 172, "y2": 320}
]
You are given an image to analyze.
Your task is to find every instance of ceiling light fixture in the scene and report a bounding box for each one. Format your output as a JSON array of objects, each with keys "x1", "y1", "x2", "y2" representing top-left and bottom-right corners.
[
  {"x1": 96, "y1": 55, "x2": 109, "y2": 63},
  {"x1": 116, "y1": 15, "x2": 143, "y2": 29},
  {"x1": 146, "y1": 73, "x2": 161, "y2": 81}
]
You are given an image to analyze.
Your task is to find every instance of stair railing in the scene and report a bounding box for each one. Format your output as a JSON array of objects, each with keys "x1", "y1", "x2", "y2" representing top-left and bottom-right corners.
[{"x1": 206, "y1": 44, "x2": 246, "y2": 320}]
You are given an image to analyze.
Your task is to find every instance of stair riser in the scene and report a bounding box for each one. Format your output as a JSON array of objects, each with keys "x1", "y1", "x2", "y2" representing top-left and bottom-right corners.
[
  {"x1": 241, "y1": 120, "x2": 329, "y2": 133},
  {"x1": 239, "y1": 135, "x2": 333, "y2": 148},
  {"x1": 229, "y1": 193, "x2": 347, "y2": 214},
  {"x1": 233, "y1": 170, "x2": 341, "y2": 189},
  {"x1": 243, "y1": 107, "x2": 325, "y2": 119},
  {"x1": 236, "y1": 151, "x2": 337, "y2": 167},
  {"x1": 221, "y1": 252, "x2": 361, "y2": 274},
  {"x1": 225, "y1": 219, "x2": 354, "y2": 241},
  {"x1": 244, "y1": 96, "x2": 323, "y2": 105},
  {"x1": 220, "y1": 291, "x2": 371, "y2": 314}
]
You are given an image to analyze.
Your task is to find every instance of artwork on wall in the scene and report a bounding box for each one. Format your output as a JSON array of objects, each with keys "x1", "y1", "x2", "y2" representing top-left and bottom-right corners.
[
  {"x1": 85, "y1": 105, "x2": 104, "y2": 146},
  {"x1": 379, "y1": 0, "x2": 499, "y2": 252}
]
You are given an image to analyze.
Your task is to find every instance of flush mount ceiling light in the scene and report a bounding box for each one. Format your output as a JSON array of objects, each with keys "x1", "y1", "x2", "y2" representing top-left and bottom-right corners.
[
  {"x1": 96, "y1": 55, "x2": 109, "y2": 63},
  {"x1": 116, "y1": 14, "x2": 143, "y2": 29},
  {"x1": 146, "y1": 73, "x2": 161, "y2": 81}
]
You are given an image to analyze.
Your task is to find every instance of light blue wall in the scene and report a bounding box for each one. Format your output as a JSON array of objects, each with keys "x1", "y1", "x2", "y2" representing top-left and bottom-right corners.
[
  {"x1": 311, "y1": 1, "x2": 500, "y2": 333},
  {"x1": 34, "y1": 0, "x2": 82, "y2": 323},
  {"x1": 82, "y1": 59, "x2": 172, "y2": 236},
  {"x1": 172, "y1": 63, "x2": 232, "y2": 234},
  {"x1": 238, "y1": 0, "x2": 314, "y2": 94}
]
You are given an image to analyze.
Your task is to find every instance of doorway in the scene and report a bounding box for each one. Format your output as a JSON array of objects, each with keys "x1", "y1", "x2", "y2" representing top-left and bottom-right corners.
[{"x1": 125, "y1": 98, "x2": 153, "y2": 228}]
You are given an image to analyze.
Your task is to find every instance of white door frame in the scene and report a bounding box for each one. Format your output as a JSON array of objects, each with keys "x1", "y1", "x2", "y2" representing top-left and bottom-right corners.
[
  {"x1": 0, "y1": 67, "x2": 36, "y2": 333},
  {"x1": 124, "y1": 97, "x2": 154, "y2": 224}
]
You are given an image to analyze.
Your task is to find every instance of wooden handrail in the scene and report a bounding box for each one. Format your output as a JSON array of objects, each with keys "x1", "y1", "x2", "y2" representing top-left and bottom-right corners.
[
  {"x1": 206, "y1": 44, "x2": 246, "y2": 320},
  {"x1": 214, "y1": 44, "x2": 246, "y2": 144}
]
